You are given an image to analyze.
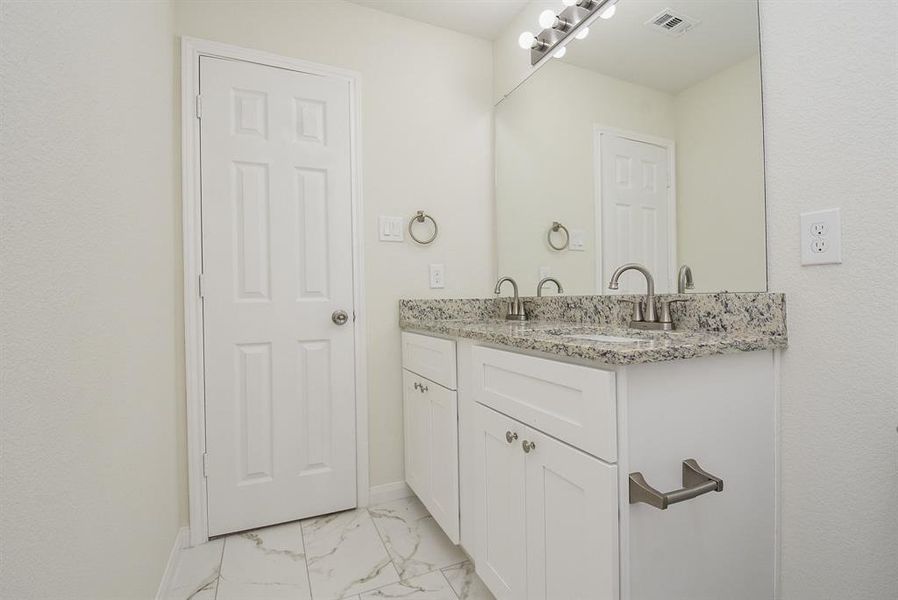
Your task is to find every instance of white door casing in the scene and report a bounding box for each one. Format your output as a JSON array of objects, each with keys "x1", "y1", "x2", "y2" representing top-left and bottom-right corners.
[
  {"x1": 200, "y1": 55, "x2": 357, "y2": 536},
  {"x1": 595, "y1": 128, "x2": 676, "y2": 294}
]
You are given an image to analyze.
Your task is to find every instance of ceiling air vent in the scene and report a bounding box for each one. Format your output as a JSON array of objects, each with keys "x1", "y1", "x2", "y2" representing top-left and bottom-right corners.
[{"x1": 645, "y1": 9, "x2": 700, "y2": 37}]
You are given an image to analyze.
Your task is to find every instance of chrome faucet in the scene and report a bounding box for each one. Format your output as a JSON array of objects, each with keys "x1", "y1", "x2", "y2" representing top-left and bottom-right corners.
[
  {"x1": 678, "y1": 265, "x2": 695, "y2": 294},
  {"x1": 537, "y1": 277, "x2": 564, "y2": 297},
  {"x1": 494, "y1": 276, "x2": 527, "y2": 321},
  {"x1": 608, "y1": 263, "x2": 686, "y2": 331}
]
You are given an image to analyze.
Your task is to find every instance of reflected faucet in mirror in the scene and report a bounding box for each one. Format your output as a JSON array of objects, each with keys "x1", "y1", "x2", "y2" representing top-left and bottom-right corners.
[
  {"x1": 495, "y1": 276, "x2": 528, "y2": 321},
  {"x1": 537, "y1": 277, "x2": 564, "y2": 297},
  {"x1": 678, "y1": 265, "x2": 695, "y2": 294}
]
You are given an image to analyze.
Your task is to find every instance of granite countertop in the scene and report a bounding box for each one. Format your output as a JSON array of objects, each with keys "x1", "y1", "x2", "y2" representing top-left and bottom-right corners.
[
  {"x1": 400, "y1": 318, "x2": 787, "y2": 365},
  {"x1": 398, "y1": 293, "x2": 788, "y2": 366}
]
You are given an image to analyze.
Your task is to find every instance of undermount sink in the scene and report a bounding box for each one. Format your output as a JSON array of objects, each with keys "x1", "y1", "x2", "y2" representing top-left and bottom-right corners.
[{"x1": 566, "y1": 334, "x2": 648, "y2": 343}]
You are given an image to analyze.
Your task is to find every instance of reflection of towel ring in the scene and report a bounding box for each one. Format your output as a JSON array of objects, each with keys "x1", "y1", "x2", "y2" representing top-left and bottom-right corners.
[
  {"x1": 408, "y1": 211, "x2": 438, "y2": 245},
  {"x1": 547, "y1": 221, "x2": 569, "y2": 251}
]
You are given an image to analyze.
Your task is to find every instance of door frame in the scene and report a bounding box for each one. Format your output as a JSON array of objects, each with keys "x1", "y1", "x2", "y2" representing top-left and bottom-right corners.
[
  {"x1": 592, "y1": 125, "x2": 678, "y2": 293},
  {"x1": 180, "y1": 37, "x2": 368, "y2": 546}
]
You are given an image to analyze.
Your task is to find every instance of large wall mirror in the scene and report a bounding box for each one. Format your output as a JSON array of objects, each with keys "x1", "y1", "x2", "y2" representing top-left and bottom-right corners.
[{"x1": 496, "y1": 0, "x2": 766, "y2": 295}]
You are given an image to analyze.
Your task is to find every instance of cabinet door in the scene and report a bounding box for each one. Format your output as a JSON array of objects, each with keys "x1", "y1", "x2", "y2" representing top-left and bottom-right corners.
[
  {"x1": 426, "y1": 383, "x2": 460, "y2": 543},
  {"x1": 402, "y1": 370, "x2": 430, "y2": 499},
  {"x1": 525, "y1": 427, "x2": 619, "y2": 600},
  {"x1": 474, "y1": 403, "x2": 527, "y2": 600}
]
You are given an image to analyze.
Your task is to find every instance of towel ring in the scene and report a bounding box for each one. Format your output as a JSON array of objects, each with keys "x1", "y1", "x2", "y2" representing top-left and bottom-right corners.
[
  {"x1": 547, "y1": 221, "x2": 569, "y2": 251},
  {"x1": 408, "y1": 211, "x2": 438, "y2": 245}
]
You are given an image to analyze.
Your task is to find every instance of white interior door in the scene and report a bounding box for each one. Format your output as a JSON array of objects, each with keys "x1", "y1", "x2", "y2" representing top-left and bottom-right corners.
[
  {"x1": 200, "y1": 56, "x2": 356, "y2": 536},
  {"x1": 599, "y1": 132, "x2": 673, "y2": 293}
]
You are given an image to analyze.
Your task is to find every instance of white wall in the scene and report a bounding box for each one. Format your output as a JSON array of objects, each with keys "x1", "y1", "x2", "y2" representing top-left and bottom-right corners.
[
  {"x1": 675, "y1": 56, "x2": 767, "y2": 292},
  {"x1": 174, "y1": 0, "x2": 495, "y2": 489},
  {"x1": 760, "y1": 1, "x2": 898, "y2": 597},
  {"x1": 495, "y1": 59, "x2": 676, "y2": 294},
  {"x1": 0, "y1": 2, "x2": 183, "y2": 598}
]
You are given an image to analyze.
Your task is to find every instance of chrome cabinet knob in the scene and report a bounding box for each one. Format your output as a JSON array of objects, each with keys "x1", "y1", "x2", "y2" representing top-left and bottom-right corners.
[
  {"x1": 331, "y1": 310, "x2": 350, "y2": 326},
  {"x1": 505, "y1": 431, "x2": 518, "y2": 444},
  {"x1": 522, "y1": 440, "x2": 536, "y2": 453}
]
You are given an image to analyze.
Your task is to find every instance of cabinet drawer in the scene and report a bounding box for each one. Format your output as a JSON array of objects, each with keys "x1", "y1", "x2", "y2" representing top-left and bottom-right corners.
[
  {"x1": 402, "y1": 332, "x2": 457, "y2": 390},
  {"x1": 472, "y1": 346, "x2": 617, "y2": 462}
]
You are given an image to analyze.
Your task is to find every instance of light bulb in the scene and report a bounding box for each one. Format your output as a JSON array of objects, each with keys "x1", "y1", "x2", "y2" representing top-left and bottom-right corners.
[
  {"x1": 518, "y1": 31, "x2": 535, "y2": 49},
  {"x1": 561, "y1": 0, "x2": 577, "y2": 6},
  {"x1": 553, "y1": 46, "x2": 567, "y2": 59},
  {"x1": 575, "y1": 26, "x2": 590, "y2": 40},
  {"x1": 538, "y1": 9, "x2": 558, "y2": 29},
  {"x1": 599, "y1": 3, "x2": 616, "y2": 19}
]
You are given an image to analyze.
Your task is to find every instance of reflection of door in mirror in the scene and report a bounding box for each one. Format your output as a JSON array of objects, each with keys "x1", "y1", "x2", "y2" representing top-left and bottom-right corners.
[
  {"x1": 597, "y1": 130, "x2": 674, "y2": 294},
  {"x1": 494, "y1": 0, "x2": 767, "y2": 295}
]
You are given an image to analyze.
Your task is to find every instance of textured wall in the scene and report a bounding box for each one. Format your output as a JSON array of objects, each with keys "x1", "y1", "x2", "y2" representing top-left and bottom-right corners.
[
  {"x1": 0, "y1": 1, "x2": 182, "y2": 598},
  {"x1": 174, "y1": 0, "x2": 495, "y2": 489},
  {"x1": 760, "y1": 1, "x2": 898, "y2": 597}
]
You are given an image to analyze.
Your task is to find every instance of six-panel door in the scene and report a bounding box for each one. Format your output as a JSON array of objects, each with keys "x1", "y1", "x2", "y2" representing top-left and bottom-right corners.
[{"x1": 200, "y1": 56, "x2": 356, "y2": 535}]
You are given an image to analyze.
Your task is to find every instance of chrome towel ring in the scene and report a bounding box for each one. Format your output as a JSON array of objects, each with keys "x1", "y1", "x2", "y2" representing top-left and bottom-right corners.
[
  {"x1": 547, "y1": 221, "x2": 569, "y2": 251},
  {"x1": 408, "y1": 211, "x2": 438, "y2": 245}
]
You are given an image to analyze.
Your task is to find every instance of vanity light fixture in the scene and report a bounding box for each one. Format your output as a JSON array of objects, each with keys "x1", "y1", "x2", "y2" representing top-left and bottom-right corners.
[
  {"x1": 521, "y1": 0, "x2": 621, "y2": 66},
  {"x1": 538, "y1": 9, "x2": 572, "y2": 31}
]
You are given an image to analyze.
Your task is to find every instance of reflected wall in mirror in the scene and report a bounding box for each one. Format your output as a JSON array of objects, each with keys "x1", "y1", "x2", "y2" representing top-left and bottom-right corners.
[{"x1": 496, "y1": 0, "x2": 767, "y2": 295}]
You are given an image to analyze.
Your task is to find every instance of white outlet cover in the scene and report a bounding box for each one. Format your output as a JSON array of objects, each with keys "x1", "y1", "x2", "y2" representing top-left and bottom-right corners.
[
  {"x1": 801, "y1": 208, "x2": 842, "y2": 265},
  {"x1": 538, "y1": 266, "x2": 551, "y2": 280},
  {"x1": 378, "y1": 216, "x2": 403, "y2": 242},
  {"x1": 429, "y1": 263, "x2": 445, "y2": 289}
]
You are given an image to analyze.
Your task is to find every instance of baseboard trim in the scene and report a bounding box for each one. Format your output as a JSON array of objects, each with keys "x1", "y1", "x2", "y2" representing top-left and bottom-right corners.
[
  {"x1": 156, "y1": 526, "x2": 189, "y2": 600},
  {"x1": 368, "y1": 481, "x2": 413, "y2": 506}
]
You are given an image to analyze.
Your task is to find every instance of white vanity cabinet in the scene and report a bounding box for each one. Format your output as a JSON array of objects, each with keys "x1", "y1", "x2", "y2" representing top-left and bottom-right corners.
[
  {"x1": 401, "y1": 332, "x2": 459, "y2": 543},
  {"x1": 401, "y1": 330, "x2": 776, "y2": 600}
]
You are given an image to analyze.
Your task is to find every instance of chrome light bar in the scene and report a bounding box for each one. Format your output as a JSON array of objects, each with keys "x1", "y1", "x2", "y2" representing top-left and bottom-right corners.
[{"x1": 528, "y1": 0, "x2": 618, "y2": 65}]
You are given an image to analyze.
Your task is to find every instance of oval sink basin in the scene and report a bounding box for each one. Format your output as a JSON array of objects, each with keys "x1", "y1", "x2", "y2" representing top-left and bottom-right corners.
[{"x1": 567, "y1": 334, "x2": 646, "y2": 343}]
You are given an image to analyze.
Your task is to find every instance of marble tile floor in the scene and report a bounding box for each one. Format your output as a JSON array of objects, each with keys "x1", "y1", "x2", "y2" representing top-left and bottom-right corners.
[{"x1": 163, "y1": 495, "x2": 494, "y2": 600}]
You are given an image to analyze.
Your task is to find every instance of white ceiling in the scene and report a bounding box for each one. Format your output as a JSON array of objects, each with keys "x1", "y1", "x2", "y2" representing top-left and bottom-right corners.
[
  {"x1": 559, "y1": 0, "x2": 760, "y2": 93},
  {"x1": 345, "y1": 0, "x2": 530, "y2": 40}
]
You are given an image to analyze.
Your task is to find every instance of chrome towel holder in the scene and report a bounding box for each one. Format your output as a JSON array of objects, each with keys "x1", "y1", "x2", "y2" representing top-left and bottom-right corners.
[
  {"x1": 408, "y1": 211, "x2": 438, "y2": 245},
  {"x1": 547, "y1": 221, "x2": 569, "y2": 251}
]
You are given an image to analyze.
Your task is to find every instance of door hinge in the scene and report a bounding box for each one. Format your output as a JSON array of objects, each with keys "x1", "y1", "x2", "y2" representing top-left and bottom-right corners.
[
  {"x1": 198, "y1": 273, "x2": 205, "y2": 298},
  {"x1": 195, "y1": 94, "x2": 202, "y2": 119},
  {"x1": 202, "y1": 452, "x2": 209, "y2": 477}
]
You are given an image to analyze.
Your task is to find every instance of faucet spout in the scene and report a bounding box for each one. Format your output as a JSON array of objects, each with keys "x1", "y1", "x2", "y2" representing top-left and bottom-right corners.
[
  {"x1": 537, "y1": 277, "x2": 564, "y2": 297},
  {"x1": 494, "y1": 276, "x2": 527, "y2": 321},
  {"x1": 608, "y1": 263, "x2": 657, "y2": 322},
  {"x1": 678, "y1": 265, "x2": 694, "y2": 294}
]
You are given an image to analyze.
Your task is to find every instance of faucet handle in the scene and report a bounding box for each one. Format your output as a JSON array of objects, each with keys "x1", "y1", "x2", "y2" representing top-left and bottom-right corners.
[
  {"x1": 658, "y1": 298, "x2": 691, "y2": 324},
  {"x1": 621, "y1": 299, "x2": 645, "y2": 322}
]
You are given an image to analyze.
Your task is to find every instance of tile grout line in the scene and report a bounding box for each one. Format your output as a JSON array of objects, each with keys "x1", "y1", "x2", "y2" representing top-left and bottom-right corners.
[
  {"x1": 367, "y1": 506, "x2": 404, "y2": 583},
  {"x1": 298, "y1": 520, "x2": 316, "y2": 600},
  {"x1": 438, "y1": 567, "x2": 463, "y2": 600},
  {"x1": 212, "y1": 536, "x2": 226, "y2": 600}
]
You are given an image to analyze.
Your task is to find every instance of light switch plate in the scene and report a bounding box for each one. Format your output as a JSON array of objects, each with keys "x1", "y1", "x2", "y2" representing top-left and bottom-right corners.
[
  {"x1": 569, "y1": 229, "x2": 586, "y2": 251},
  {"x1": 378, "y1": 216, "x2": 403, "y2": 242},
  {"x1": 801, "y1": 208, "x2": 842, "y2": 265},
  {"x1": 429, "y1": 264, "x2": 445, "y2": 289}
]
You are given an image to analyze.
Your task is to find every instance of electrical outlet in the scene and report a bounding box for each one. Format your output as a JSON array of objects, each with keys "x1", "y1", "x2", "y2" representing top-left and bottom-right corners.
[
  {"x1": 429, "y1": 264, "x2": 445, "y2": 289},
  {"x1": 378, "y1": 216, "x2": 403, "y2": 242},
  {"x1": 538, "y1": 266, "x2": 551, "y2": 280},
  {"x1": 801, "y1": 208, "x2": 842, "y2": 265}
]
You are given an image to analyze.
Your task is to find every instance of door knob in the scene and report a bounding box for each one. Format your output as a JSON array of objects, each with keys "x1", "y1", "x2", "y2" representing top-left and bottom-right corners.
[
  {"x1": 522, "y1": 440, "x2": 536, "y2": 453},
  {"x1": 505, "y1": 431, "x2": 518, "y2": 444},
  {"x1": 332, "y1": 310, "x2": 350, "y2": 326}
]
